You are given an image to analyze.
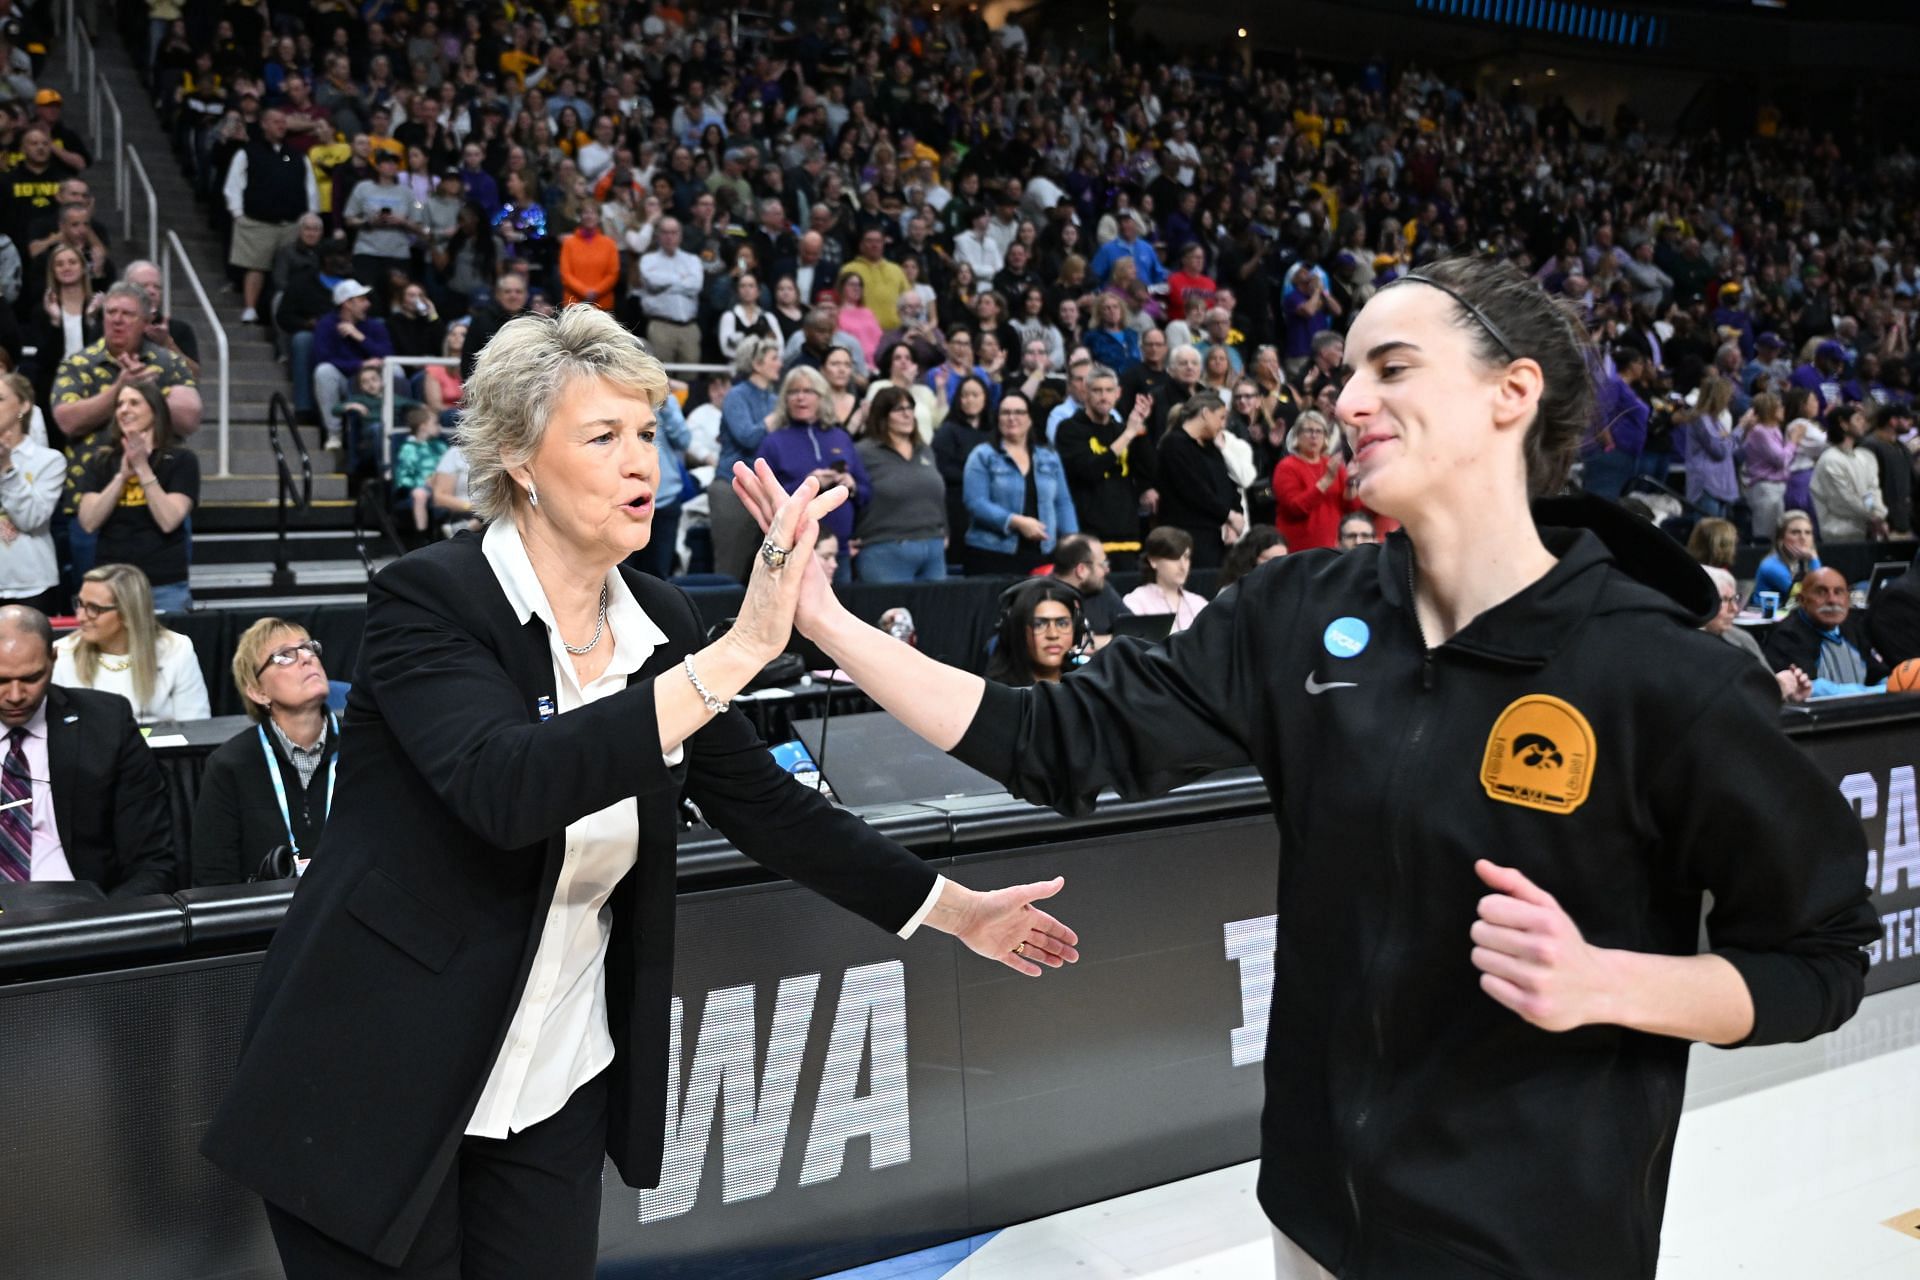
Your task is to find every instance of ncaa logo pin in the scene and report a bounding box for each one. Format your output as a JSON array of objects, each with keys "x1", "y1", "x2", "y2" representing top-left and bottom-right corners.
[
  {"x1": 536, "y1": 695, "x2": 557, "y2": 722},
  {"x1": 1322, "y1": 617, "x2": 1370, "y2": 659}
]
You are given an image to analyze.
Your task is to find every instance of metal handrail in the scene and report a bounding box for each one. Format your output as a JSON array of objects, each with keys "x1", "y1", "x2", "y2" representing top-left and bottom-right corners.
[
  {"x1": 263, "y1": 392, "x2": 313, "y2": 591},
  {"x1": 124, "y1": 146, "x2": 157, "y2": 262},
  {"x1": 377, "y1": 354, "x2": 459, "y2": 445},
  {"x1": 94, "y1": 72, "x2": 123, "y2": 218},
  {"x1": 160, "y1": 230, "x2": 231, "y2": 475}
]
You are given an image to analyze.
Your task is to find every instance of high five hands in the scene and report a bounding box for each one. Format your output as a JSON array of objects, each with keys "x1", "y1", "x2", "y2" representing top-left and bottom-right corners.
[{"x1": 732, "y1": 458, "x2": 1081, "y2": 978}]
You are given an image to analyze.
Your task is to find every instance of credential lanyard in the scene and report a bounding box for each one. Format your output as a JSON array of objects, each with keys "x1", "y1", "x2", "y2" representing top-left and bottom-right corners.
[{"x1": 259, "y1": 713, "x2": 339, "y2": 859}]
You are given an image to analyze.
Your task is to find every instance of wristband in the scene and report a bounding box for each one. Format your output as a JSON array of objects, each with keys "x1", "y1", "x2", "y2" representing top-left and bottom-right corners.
[{"x1": 683, "y1": 654, "x2": 730, "y2": 715}]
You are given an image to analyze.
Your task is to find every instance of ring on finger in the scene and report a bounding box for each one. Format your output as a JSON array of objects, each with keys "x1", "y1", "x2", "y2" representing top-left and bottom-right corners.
[
  {"x1": 760, "y1": 536, "x2": 793, "y2": 571},
  {"x1": 1012, "y1": 941, "x2": 1027, "y2": 957}
]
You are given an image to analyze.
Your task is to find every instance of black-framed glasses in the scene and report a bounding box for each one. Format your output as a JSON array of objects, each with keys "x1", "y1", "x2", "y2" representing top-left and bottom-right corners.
[
  {"x1": 1028, "y1": 616, "x2": 1074, "y2": 634},
  {"x1": 74, "y1": 600, "x2": 120, "y2": 617},
  {"x1": 256, "y1": 639, "x2": 324, "y2": 677}
]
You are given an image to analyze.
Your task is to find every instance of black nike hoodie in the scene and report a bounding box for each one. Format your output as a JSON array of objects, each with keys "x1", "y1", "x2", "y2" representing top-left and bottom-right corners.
[{"x1": 951, "y1": 496, "x2": 1876, "y2": 1279}]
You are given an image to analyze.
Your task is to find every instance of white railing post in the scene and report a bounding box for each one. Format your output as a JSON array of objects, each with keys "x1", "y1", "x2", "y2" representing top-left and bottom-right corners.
[
  {"x1": 95, "y1": 75, "x2": 122, "y2": 214},
  {"x1": 125, "y1": 147, "x2": 158, "y2": 262},
  {"x1": 165, "y1": 230, "x2": 230, "y2": 476}
]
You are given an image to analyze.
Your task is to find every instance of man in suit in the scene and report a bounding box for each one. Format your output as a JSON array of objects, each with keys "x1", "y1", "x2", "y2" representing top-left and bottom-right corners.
[
  {"x1": 0, "y1": 606, "x2": 174, "y2": 896},
  {"x1": 1762, "y1": 567, "x2": 1890, "y2": 690}
]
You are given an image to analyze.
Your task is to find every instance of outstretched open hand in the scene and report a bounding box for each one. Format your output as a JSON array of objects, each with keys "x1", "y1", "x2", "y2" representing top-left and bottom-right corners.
[
  {"x1": 950, "y1": 876, "x2": 1080, "y2": 978},
  {"x1": 732, "y1": 460, "x2": 845, "y2": 638}
]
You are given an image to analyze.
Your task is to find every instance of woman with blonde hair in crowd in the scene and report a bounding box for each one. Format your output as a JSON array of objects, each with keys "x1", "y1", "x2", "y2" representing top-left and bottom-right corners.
[
  {"x1": 753, "y1": 365, "x2": 869, "y2": 582},
  {"x1": 54, "y1": 562, "x2": 210, "y2": 721},
  {"x1": 1740, "y1": 391, "x2": 1792, "y2": 539},
  {"x1": 1680, "y1": 371, "x2": 1738, "y2": 519},
  {"x1": 1753, "y1": 508, "x2": 1821, "y2": 599},
  {"x1": 191, "y1": 617, "x2": 339, "y2": 886},
  {"x1": 0, "y1": 373, "x2": 65, "y2": 611},
  {"x1": 1201, "y1": 343, "x2": 1237, "y2": 394},
  {"x1": 1685, "y1": 517, "x2": 1739, "y2": 573}
]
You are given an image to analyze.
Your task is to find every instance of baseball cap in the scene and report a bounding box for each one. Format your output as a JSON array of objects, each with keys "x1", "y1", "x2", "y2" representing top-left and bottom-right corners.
[
  {"x1": 332, "y1": 280, "x2": 373, "y2": 305},
  {"x1": 1755, "y1": 331, "x2": 1783, "y2": 349},
  {"x1": 1815, "y1": 339, "x2": 1845, "y2": 362},
  {"x1": 441, "y1": 169, "x2": 463, "y2": 183},
  {"x1": 33, "y1": 88, "x2": 60, "y2": 106},
  {"x1": 1719, "y1": 282, "x2": 1741, "y2": 297}
]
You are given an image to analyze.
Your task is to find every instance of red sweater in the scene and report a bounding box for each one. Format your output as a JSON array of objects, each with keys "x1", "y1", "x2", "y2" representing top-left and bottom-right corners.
[{"x1": 1273, "y1": 453, "x2": 1361, "y2": 551}]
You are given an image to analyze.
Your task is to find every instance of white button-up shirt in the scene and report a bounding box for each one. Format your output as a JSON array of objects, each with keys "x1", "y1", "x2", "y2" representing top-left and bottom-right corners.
[
  {"x1": 10, "y1": 700, "x2": 71, "y2": 881},
  {"x1": 637, "y1": 247, "x2": 704, "y2": 324},
  {"x1": 466, "y1": 518, "x2": 683, "y2": 1138},
  {"x1": 466, "y1": 519, "x2": 946, "y2": 1137}
]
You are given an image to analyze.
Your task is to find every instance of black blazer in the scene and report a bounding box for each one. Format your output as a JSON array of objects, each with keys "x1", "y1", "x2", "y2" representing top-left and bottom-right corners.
[
  {"x1": 1761, "y1": 609, "x2": 1890, "y2": 685},
  {"x1": 189, "y1": 719, "x2": 339, "y2": 887},
  {"x1": 200, "y1": 534, "x2": 937, "y2": 1266},
  {"x1": 43, "y1": 683, "x2": 175, "y2": 897}
]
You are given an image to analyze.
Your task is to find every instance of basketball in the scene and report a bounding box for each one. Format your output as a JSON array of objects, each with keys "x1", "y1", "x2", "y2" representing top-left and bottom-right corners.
[{"x1": 1890, "y1": 659, "x2": 1920, "y2": 694}]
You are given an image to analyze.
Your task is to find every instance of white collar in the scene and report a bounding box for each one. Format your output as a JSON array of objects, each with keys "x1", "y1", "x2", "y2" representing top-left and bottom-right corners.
[
  {"x1": 12, "y1": 699, "x2": 47, "y2": 741},
  {"x1": 482, "y1": 517, "x2": 667, "y2": 681}
]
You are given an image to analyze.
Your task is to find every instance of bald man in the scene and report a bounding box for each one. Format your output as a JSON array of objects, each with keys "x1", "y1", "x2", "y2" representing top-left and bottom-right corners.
[
  {"x1": 0, "y1": 606, "x2": 175, "y2": 896},
  {"x1": 1761, "y1": 568, "x2": 1890, "y2": 691}
]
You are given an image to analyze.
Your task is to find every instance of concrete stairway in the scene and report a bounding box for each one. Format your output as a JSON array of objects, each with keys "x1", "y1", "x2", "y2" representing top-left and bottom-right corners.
[
  {"x1": 85, "y1": 27, "x2": 349, "y2": 509},
  {"x1": 71, "y1": 20, "x2": 392, "y2": 602}
]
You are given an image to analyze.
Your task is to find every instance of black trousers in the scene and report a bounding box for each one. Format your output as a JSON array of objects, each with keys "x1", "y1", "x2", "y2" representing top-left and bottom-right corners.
[{"x1": 266, "y1": 1068, "x2": 608, "y2": 1279}]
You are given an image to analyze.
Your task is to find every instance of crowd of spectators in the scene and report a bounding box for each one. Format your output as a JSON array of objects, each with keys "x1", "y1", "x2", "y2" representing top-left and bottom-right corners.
[{"x1": 126, "y1": 0, "x2": 1920, "y2": 586}]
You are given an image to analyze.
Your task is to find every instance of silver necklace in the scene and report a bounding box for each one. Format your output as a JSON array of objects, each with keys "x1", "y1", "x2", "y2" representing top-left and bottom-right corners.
[{"x1": 562, "y1": 583, "x2": 609, "y2": 655}]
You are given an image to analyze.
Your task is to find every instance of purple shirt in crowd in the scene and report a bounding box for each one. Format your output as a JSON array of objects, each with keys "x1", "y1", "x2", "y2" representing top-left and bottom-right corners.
[
  {"x1": 1281, "y1": 284, "x2": 1330, "y2": 360},
  {"x1": 753, "y1": 421, "x2": 872, "y2": 548},
  {"x1": 312, "y1": 309, "x2": 394, "y2": 375},
  {"x1": 1588, "y1": 373, "x2": 1649, "y2": 457},
  {"x1": 1684, "y1": 414, "x2": 1739, "y2": 505},
  {"x1": 1742, "y1": 424, "x2": 1794, "y2": 485}
]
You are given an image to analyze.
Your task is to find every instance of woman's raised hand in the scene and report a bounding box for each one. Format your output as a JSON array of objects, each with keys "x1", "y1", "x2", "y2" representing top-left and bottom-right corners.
[
  {"x1": 724, "y1": 467, "x2": 847, "y2": 664},
  {"x1": 732, "y1": 460, "x2": 848, "y2": 640}
]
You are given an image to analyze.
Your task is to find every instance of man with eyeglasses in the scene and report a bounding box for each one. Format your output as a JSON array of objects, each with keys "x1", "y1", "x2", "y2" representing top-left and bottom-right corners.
[
  {"x1": 1336, "y1": 512, "x2": 1377, "y2": 551},
  {"x1": 0, "y1": 604, "x2": 174, "y2": 899}
]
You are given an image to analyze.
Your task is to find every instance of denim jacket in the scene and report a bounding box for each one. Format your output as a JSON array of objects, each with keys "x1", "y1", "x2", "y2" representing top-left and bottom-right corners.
[{"x1": 962, "y1": 442, "x2": 1078, "y2": 555}]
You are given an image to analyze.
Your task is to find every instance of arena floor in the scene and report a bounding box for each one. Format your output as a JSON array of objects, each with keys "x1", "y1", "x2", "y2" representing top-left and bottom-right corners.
[{"x1": 824, "y1": 982, "x2": 1920, "y2": 1279}]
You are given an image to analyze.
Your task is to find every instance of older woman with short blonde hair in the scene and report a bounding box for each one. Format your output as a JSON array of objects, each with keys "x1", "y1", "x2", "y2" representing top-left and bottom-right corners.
[
  {"x1": 205, "y1": 304, "x2": 1068, "y2": 1279},
  {"x1": 190, "y1": 617, "x2": 339, "y2": 887},
  {"x1": 753, "y1": 365, "x2": 869, "y2": 580}
]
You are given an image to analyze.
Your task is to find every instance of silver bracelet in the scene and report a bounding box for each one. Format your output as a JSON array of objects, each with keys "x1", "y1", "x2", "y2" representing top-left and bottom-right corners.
[{"x1": 683, "y1": 654, "x2": 730, "y2": 715}]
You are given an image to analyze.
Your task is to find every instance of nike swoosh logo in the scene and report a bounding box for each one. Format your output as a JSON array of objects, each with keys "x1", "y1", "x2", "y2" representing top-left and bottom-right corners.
[{"x1": 1304, "y1": 673, "x2": 1358, "y2": 695}]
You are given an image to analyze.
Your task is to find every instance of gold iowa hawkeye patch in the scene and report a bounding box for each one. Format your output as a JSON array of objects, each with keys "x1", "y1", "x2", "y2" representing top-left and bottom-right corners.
[{"x1": 1480, "y1": 695, "x2": 1596, "y2": 815}]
